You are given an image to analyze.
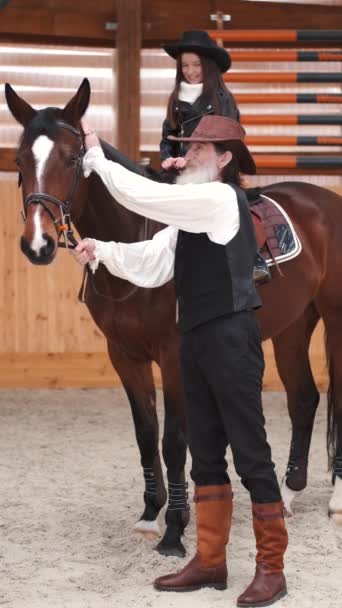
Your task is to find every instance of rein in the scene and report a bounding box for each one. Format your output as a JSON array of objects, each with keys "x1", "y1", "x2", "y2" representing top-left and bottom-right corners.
[
  {"x1": 21, "y1": 122, "x2": 83, "y2": 250},
  {"x1": 78, "y1": 217, "x2": 149, "y2": 304},
  {"x1": 19, "y1": 121, "x2": 148, "y2": 304}
]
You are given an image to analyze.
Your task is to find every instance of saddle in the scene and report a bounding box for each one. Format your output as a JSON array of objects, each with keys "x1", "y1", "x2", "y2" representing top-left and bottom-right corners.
[{"x1": 246, "y1": 188, "x2": 300, "y2": 267}]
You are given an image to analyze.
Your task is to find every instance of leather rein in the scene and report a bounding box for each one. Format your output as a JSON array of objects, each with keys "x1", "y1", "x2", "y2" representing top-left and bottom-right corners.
[
  {"x1": 21, "y1": 121, "x2": 83, "y2": 250},
  {"x1": 19, "y1": 122, "x2": 146, "y2": 303}
]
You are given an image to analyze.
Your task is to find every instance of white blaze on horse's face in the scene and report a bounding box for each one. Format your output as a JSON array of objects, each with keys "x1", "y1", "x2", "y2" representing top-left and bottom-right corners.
[{"x1": 31, "y1": 135, "x2": 54, "y2": 255}]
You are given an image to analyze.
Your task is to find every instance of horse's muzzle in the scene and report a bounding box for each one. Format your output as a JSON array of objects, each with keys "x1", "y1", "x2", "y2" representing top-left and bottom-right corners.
[{"x1": 20, "y1": 234, "x2": 56, "y2": 265}]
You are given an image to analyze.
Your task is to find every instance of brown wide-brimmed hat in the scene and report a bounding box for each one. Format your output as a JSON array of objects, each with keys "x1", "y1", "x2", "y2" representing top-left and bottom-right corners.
[
  {"x1": 163, "y1": 30, "x2": 231, "y2": 73},
  {"x1": 168, "y1": 115, "x2": 256, "y2": 175}
]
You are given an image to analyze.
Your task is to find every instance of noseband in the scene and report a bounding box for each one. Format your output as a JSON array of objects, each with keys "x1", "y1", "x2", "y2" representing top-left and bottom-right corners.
[
  {"x1": 21, "y1": 122, "x2": 84, "y2": 249},
  {"x1": 19, "y1": 121, "x2": 146, "y2": 304}
]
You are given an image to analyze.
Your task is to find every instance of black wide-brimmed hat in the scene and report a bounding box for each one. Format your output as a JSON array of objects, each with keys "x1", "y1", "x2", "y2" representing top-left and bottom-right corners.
[
  {"x1": 163, "y1": 30, "x2": 231, "y2": 73},
  {"x1": 168, "y1": 116, "x2": 256, "y2": 175}
]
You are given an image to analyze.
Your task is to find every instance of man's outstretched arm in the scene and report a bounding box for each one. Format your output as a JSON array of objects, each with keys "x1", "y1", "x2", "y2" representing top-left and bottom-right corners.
[{"x1": 71, "y1": 225, "x2": 178, "y2": 288}]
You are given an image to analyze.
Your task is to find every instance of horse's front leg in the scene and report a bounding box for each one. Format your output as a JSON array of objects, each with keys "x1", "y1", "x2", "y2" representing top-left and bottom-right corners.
[
  {"x1": 108, "y1": 342, "x2": 167, "y2": 539},
  {"x1": 156, "y1": 337, "x2": 190, "y2": 558},
  {"x1": 272, "y1": 305, "x2": 320, "y2": 516}
]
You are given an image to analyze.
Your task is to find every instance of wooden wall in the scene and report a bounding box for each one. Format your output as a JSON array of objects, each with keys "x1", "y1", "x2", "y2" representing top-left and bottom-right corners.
[
  {"x1": 0, "y1": 180, "x2": 112, "y2": 388},
  {"x1": 0, "y1": 0, "x2": 340, "y2": 388},
  {"x1": 0, "y1": 179, "x2": 330, "y2": 390}
]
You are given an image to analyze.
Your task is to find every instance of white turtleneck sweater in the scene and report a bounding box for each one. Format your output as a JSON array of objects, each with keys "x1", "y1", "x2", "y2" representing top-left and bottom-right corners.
[{"x1": 178, "y1": 81, "x2": 203, "y2": 104}]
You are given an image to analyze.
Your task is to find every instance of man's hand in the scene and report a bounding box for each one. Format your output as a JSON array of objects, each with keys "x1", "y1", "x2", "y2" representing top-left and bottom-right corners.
[
  {"x1": 71, "y1": 238, "x2": 96, "y2": 266},
  {"x1": 81, "y1": 119, "x2": 101, "y2": 151},
  {"x1": 161, "y1": 157, "x2": 187, "y2": 171}
]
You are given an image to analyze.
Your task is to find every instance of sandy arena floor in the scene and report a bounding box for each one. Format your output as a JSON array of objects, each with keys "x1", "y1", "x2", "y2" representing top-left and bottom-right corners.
[{"x1": 0, "y1": 388, "x2": 340, "y2": 608}]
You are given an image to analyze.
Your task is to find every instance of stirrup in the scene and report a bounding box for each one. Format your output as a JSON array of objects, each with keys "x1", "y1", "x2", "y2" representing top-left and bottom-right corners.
[{"x1": 253, "y1": 252, "x2": 271, "y2": 285}]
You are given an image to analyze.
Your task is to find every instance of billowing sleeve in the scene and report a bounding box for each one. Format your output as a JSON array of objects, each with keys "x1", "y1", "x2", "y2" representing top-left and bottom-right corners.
[
  {"x1": 89, "y1": 225, "x2": 178, "y2": 288},
  {"x1": 83, "y1": 147, "x2": 240, "y2": 246}
]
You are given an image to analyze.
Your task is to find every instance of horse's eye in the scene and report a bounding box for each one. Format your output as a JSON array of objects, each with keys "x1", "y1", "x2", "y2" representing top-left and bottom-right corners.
[
  {"x1": 66, "y1": 156, "x2": 78, "y2": 167},
  {"x1": 15, "y1": 157, "x2": 22, "y2": 167}
]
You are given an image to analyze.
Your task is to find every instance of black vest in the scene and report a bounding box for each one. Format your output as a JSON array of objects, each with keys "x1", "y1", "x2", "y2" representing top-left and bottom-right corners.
[{"x1": 174, "y1": 185, "x2": 261, "y2": 333}]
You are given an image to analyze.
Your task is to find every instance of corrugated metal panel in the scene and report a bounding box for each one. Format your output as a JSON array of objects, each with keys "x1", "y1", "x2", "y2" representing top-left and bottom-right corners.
[
  {"x1": 0, "y1": 44, "x2": 117, "y2": 147},
  {"x1": 140, "y1": 48, "x2": 342, "y2": 185}
]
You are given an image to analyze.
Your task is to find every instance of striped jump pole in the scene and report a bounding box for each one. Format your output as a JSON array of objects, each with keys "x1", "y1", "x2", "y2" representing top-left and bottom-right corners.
[
  {"x1": 241, "y1": 114, "x2": 342, "y2": 125},
  {"x1": 229, "y1": 51, "x2": 342, "y2": 62},
  {"x1": 207, "y1": 29, "x2": 342, "y2": 43},
  {"x1": 234, "y1": 93, "x2": 342, "y2": 104},
  {"x1": 246, "y1": 136, "x2": 342, "y2": 146},
  {"x1": 224, "y1": 72, "x2": 342, "y2": 83},
  {"x1": 254, "y1": 156, "x2": 342, "y2": 169}
]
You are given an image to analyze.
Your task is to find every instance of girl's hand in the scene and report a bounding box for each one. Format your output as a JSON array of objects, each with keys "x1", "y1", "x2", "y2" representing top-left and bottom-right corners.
[
  {"x1": 161, "y1": 157, "x2": 176, "y2": 170},
  {"x1": 161, "y1": 157, "x2": 187, "y2": 171},
  {"x1": 81, "y1": 119, "x2": 101, "y2": 151},
  {"x1": 173, "y1": 157, "x2": 187, "y2": 170},
  {"x1": 71, "y1": 238, "x2": 96, "y2": 266}
]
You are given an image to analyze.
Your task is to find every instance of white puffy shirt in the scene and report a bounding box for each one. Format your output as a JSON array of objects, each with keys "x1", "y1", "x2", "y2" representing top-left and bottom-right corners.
[{"x1": 83, "y1": 146, "x2": 240, "y2": 288}]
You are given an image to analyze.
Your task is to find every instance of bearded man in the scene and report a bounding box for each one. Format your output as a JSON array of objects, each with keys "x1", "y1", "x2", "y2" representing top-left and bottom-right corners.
[{"x1": 72, "y1": 116, "x2": 288, "y2": 607}]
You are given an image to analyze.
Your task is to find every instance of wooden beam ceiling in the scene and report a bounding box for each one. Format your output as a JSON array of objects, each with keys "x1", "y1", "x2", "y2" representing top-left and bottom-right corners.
[{"x1": 0, "y1": 0, "x2": 341, "y2": 47}]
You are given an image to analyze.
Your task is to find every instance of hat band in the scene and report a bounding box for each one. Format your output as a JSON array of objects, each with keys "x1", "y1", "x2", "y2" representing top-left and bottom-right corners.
[{"x1": 189, "y1": 132, "x2": 239, "y2": 140}]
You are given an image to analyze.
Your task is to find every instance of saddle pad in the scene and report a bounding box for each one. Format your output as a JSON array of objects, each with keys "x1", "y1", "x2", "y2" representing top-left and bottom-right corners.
[{"x1": 253, "y1": 194, "x2": 302, "y2": 266}]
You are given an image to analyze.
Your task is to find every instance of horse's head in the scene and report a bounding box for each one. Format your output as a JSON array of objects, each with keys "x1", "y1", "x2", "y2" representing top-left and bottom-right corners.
[{"x1": 5, "y1": 78, "x2": 90, "y2": 265}]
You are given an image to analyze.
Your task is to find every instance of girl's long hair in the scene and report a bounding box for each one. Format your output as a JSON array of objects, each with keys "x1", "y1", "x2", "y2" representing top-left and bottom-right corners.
[{"x1": 166, "y1": 55, "x2": 229, "y2": 129}]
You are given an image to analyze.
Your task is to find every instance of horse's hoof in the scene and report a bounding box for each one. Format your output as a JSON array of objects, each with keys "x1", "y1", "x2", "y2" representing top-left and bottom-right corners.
[
  {"x1": 154, "y1": 540, "x2": 186, "y2": 558},
  {"x1": 133, "y1": 518, "x2": 161, "y2": 540}
]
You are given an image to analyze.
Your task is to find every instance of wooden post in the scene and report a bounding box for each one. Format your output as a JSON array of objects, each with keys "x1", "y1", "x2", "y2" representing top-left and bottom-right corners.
[{"x1": 116, "y1": 0, "x2": 141, "y2": 160}]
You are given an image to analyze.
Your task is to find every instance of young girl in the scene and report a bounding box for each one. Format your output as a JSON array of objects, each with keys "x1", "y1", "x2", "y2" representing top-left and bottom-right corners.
[{"x1": 160, "y1": 30, "x2": 239, "y2": 171}]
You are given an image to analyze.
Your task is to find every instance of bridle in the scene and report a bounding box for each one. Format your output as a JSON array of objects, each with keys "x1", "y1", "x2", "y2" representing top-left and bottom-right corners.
[
  {"x1": 18, "y1": 120, "x2": 148, "y2": 303},
  {"x1": 21, "y1": 121, "x2": 84, "y2": 249}
]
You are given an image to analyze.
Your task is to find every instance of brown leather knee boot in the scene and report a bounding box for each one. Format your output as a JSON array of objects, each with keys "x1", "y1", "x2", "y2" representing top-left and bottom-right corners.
[
  {"x1": 237, "y1": 501, "x2": 288, "y2": 607},
  {"x1": 154, "y1": 484, "x2": 233, "y2": 592}
]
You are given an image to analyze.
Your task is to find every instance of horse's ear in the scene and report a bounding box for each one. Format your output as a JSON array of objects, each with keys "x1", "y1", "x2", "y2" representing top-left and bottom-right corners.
[
  {"x1": 5, "y1": 83, "x2": 37, "y2": 126},
  {"x1": 62, "y1": 78, "x2": 91, "y2": 124}
]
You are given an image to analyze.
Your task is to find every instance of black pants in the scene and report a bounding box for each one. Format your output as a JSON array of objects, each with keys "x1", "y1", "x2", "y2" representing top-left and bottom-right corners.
[{"x1": 180, "y1": 311, "x2": 281, "y2": 504}]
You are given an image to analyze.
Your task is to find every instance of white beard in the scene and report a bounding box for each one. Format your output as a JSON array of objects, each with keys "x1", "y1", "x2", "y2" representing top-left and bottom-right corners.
[{"x1": 176, "y1": 159, "x2": 219, "y2": 185}]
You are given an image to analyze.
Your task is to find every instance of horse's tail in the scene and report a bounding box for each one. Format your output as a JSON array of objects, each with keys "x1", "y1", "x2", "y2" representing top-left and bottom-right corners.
[{"x1": 325, "y1": 329, "x2": 337, "y2": 470}]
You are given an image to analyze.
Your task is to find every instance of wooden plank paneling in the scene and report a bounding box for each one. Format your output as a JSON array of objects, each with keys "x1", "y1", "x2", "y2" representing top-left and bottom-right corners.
[
  {"x1": 142, "y1": 0, "x2": 215, "y2": 43},
  {"x1": 262, "y1": 322, "x2": 328, "y2": 392},
  {"x1": 0, "y1": 149, "x2": 16, "y2": 172},
  {"x1": 0, "y1": 353, "x2": 117, "y2": 388},
  {"x1": 0, "y1": 333, "x2": 328, "y2": 389},
  {"x1": 0, "y1": 2, "x2": 116, "y2": 46},
  {"x1": 0, "y1": 180, "x2": 106, "y2": 354},
  {"x1": 209, "y1": 1, "x2": 342, "y2": 33}
]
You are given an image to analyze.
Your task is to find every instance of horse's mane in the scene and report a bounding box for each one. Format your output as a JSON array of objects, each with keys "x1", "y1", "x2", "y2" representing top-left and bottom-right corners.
[
  {"x1": 99, "y1": 138, "x2": 177, "y2": 184},
  {"x1": 82, "y1": 138, "x2": 170, "y2": 242}
]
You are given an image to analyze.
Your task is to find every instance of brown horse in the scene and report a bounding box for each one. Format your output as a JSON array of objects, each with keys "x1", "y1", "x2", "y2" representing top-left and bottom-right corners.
[{"x1": 5, "y1": 79, "x2": 342, "y2": 547}]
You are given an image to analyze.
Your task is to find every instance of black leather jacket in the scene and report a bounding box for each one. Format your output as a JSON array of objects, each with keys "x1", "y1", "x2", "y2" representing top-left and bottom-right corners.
[{"x1": 160, "y1": 88, "x2": 240, "y2": 161}]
